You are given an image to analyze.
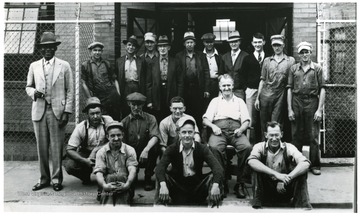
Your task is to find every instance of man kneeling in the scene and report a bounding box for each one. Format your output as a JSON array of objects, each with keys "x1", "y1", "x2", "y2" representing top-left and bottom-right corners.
[
  {"x1": 247, "y1": 121, "x2": 312, "y2": 209},
  {"x1": 155, "y1": 117, "x2": 223, "y2": 206}
]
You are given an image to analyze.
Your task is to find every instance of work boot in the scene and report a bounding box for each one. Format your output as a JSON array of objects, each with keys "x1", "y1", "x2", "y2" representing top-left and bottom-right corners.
[
  {"x1": 144, "y1": 176, "x2": 155, "y2": 191},
  {"x1": 234, "y1": 183, "x2": 246, "y2": 198}
]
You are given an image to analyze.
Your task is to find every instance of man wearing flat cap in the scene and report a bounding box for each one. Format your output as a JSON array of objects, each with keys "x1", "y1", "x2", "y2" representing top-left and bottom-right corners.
[
  {"x1": 287, "y1": 41, "x2": 325, "y2": 176},
  {"x1": 201, "y1": 33, "x2": 224, "y2": 101},
  {"x1": 116, "y1": 35, "x2": 147, "y2": 118},
  {"x1": 26, "y1": 32, "x2": 74, "y2": 192},
  {"x1": 94, "y1": 121, "x2": 138, "y2": 205},
  {"x1": 222, "y1": 30, "x2": 249, "y2": 100},
  {"x1": 175, "y1": 31, "x2": 210, "y2": 130},
  {"x1": 64, "y1": 97, "x2": 113, "y2": 186},
  {"x1": 146, "y1": 35, "x2": 183, "y2": 122},
  {"x1": 82, "y1": 42, "x2": 121, "y2": 121},
  {"x1": 121, "y1": 92, "x2": 161, "y2": 191},
  {"x1": 155, "y1": 116, "x2": 223, "y2": 206},
  {"x1": 255, "y1": 34, "x2": 295, "y2": 140}
]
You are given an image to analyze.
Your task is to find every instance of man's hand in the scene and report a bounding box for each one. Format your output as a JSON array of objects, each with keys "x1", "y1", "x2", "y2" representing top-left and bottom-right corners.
[
  {"x1": 159, "y1": 182, "x2": 170, "y2": 203},
  {"x1": 273, "y1": 172, "x2": 291, "y2": 185},
  {"x1": 114, "y1": 181, "x2": 130, "y2": 193},
  {"x1": 103, "y1": 182, "x2": 117, "y2": 192},
  {"x1": 34, "y1": 90, "x2": 45, "y2": 100},
  {"x1": 211, "y1": 125, "x2": 222, "y2": 136},
  {"x1": 254, "y1": 98, "x2": 260, "y2": 111},
  {"x1": 234, "y1": 128, "x2": 243, "y2": 137},
  {"x1": 204, "y1": 92, "x2": 210, "y2": 98},
  {"x1": 59, "y1": 112, "x2": 69, "y2": 128},
  {"x1": 288, "y1": 109, "x2": 295, "y2": 121},
  {"x1": 314, "y1": 110, "x2": 322, "y2": 122},
  {"x1": 276, "y1": 182, "x2": 286, "y2": 194},
  {"x1": 83, "y1": 158, "x2": 94, "y2": 168},
  {"x1": 139, "y1": 149, "x2": 149, "y2": 163},
  {"x1": 209, "y1": 183, "x2": 221, "y2": 207},
  {"x1": 147, "y1": 103, "x2": 153, "y2": 109}
]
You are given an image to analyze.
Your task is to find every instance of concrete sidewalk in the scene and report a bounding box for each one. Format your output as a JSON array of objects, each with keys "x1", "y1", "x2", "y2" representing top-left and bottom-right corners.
[{"x1": 3, "y1": 160, "x2": 355, "y2": 212}]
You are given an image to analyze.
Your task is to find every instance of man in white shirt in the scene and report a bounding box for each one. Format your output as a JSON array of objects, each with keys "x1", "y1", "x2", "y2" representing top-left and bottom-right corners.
[{"x1": 203, "y1": 74, "x2": 252, "y2": 198}]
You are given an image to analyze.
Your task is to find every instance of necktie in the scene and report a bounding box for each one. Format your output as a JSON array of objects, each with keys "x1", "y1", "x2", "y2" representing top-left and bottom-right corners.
[{"x1": 258, "y1": 53, "x2": 262, "y2": 63}]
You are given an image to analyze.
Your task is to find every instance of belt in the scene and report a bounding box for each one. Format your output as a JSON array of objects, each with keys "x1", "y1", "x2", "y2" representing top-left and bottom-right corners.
[{"x1": 293, "y1": 93, "x2": 317, "y2": 98}]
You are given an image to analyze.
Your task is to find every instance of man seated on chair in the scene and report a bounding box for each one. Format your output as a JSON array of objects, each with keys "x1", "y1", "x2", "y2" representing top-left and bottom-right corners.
[
  {"x1": 247, "y1": 121, "x2": 312, "y2": 209},
  {"x1": 203, "y1": 74, "x2": 252, "y2": 198},
  {"x1": 65, "y1": 97, "x2": 113, "y2": 185},
  {"x1": 155, "y1": 117, "x2": 223, "y2": 206},
  {"x1": 94, "y1": 121, "x2": 138, "y2": 205}
]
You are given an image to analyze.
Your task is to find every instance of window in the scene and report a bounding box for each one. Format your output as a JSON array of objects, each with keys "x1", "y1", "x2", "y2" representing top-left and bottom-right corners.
[
  {"x1": 4, "y1": 7, "x2": 39, "y2": 54},
  {"x1": 213, "y1": 19, "x2": 236, "y2": 41}
]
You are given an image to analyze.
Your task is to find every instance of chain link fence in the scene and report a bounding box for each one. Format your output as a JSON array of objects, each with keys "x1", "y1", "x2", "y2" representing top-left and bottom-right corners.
[
  {"x1": 4, "y1": 22, "x2": 95, "y2": 160},
  {"x1": 318, "y1": 20, "x2": 356, "y2": 157}
]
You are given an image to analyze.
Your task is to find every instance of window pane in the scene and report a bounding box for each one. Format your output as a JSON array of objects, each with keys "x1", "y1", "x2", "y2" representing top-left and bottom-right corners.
[
  {"x1": 19, "y1": 31, "x2": 36, "y2": 54},
  {"x1": 7, "y1": 8, "x2": 23, "y2": 31},
  {"x1": 23, "y1": 8, "x2": 39, "y2": 30},
  {"x1": 5, "y1": 31, "x2": 21, "y2": 54}
]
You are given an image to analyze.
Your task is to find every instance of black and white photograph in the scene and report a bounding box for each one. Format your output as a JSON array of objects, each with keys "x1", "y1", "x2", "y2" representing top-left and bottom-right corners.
[{"x1": 1, "y1": 0, "x2": 357, "y2": 214}]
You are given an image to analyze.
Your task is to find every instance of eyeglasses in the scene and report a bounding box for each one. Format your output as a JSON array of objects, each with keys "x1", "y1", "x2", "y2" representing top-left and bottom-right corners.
[{"x1": 299, "y1": 51, "x2": 311, "y2": 55}]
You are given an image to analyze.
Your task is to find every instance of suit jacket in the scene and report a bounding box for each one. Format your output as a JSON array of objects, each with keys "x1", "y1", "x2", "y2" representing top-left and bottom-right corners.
[
  {"x1": 175, "y1": 50, "x2": 209, "y2": 96},
  {"x1": 200, "y1": 52, "x2": 224, "y2": 77},
  {"x1": 222, "y1": 50, "x2": 249, "y2": 90},
  {"x1": 242, "y1": 52, "x2": 269, "y2": 89},
  {"x1": 155, "y1": 141, "x2": 223, "y2": 184},
  {"x1": 146, "y1": 55, "x2": 183, "y2": 110},
  {"x1": 115, "y1": 55, "x2": 147, "y2": 97},
  {"x1": 26, "y1": 57, "x2": 74, "y2": 121}
]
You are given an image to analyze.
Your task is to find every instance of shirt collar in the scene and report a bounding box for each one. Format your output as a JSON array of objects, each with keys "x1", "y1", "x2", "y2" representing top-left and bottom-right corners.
[
  {"x1": 160, "y1": 54, "x2": 169, "y2": 61},
  {"x1": 43, "y1": 57, "x2": 55, "y2": 66},
  {"x1": 231, "y1": 49, "x2": 241, "y2": 56},
  {"x1": 253, "y1": 51, "x2": 264, "y2": 57},
  {"x1": 90, "y1": 57, "x2": 104, "y2": 64},
  {"x1": 265, "y1": 141, "x2": 285, "y2": 150},
  {"x1": 179, "y1": 141, "x2": 195, "y2": 153},
  {"x1": 270, "y1": 54, "x2": 289, "y2": 61},
  {"x1": 203, "y1": 48, "x2": 219, "y2": 57},
  {"x1": 104, "y1": 142, "x2": 126, "y2": 154},
  {"x1": 130, "y1": 111, "x2": 145, "y2": 120},
  {"x1": 145, "y1": 51, "x2": 159, "y2": 58},
  {"x1": 220, "y1": 93, "x2": 235, "y2": 102},
  {"x1": 298, "y1": 61, "x2": 315, "y2": 71},
  {"x1": 126, "y1": 54, "x2": 137, "y2": 60}
]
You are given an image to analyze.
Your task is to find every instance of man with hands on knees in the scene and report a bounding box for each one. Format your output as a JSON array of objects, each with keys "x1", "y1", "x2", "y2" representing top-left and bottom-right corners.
[
  {"x1": 94, "y1": 121, "x2": 138, "y2": 205},
  {"x1": 155, "y1": 117, "x2": 223, "y2": 206},
  {"x1": 247, "y1": 121, "x2": 312, "y2": 209}
]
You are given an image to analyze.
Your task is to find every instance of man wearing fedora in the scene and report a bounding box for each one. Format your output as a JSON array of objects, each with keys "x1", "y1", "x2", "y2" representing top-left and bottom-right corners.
[
  {"x1": 287, "y1": 42, "x2": 325, "y2": 176},
  {"x1": 146, "y1": 35, "x2": 183, "y2": 122},
  {"x1": 222, "y1": 30, "x2": 249, "y2": 100},
  {"x1": 175, "y1": 31, "x2": 209, "y2": 130},
  {"x1": 26, "y1": 32, "x2": 74, "y2": 192},
  {"x1": 121, "y1": 92, "x2": 161, "y2": 191},
  {"x1": 81, "y1": 42, "x2": 121, "y2": 121},
  {"x1": 116, "y1": 35, "x2": 147, "y2": 118},
  {"x1": 255, "y1": 35, "x2": 295, "y2": 140},
  {"x1": 64, "y1": 97, "x2": 114, "y2": 185}
]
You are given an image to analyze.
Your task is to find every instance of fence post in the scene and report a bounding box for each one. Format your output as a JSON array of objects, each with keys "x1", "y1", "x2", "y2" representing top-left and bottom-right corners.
[{"x1": 74, "y1": 3, "x2": 81, "y2": 124}]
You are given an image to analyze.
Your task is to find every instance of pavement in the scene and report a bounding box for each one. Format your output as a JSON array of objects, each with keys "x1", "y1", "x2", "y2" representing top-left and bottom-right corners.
[{"x1": 3, "y1": 159, "x2": 356, "y2": 213}]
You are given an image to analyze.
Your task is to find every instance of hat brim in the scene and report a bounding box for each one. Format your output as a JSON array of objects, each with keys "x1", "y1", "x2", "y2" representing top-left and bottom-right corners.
[
  {"x1": 298, "y1": 46, "x2": 311, "y2": 53},
  {"x1": 106, "y1": 124, "x2": 124, "y2": 132},
  {"x1": 271, "y1": 40, "x2": 284, "y2": 45},
  {"x1": 82, "y1": 103, "x2": 103, "y2": 113},
  {"x1": 183, "y1": 37, "x2": 196, "y2": 42},
  {"x1": 227, "y1": 37, "x2": 241, "y2": 42},
  {"x1": 88, "y1": 45, "x2": 104, "y2": 50},
  {"x1": 157, "y1": 42, "x2": 170, "y2": 46},
  {"x1": 38, "y1": 41, "x2": 61, "y2": 46}
]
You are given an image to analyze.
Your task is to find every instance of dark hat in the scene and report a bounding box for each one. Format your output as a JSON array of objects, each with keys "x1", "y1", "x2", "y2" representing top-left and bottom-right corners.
[
  {"x1": 227, "y1": 31, "x2": 242, "y2": 42},
  {"x1": 157, "y1": 35, "x2": 170, "y2": 46},
  {"x1": 201, "y1": 33, "x2": 216, "y2": 42},
  {"x1": 38, "y1": 32, "x2": 61, "y2": 46},
  {"x1": 82, "y1": 97, "x2": 103, "y2": 113},
  {"x1": 270, "y1": 35, "x2": 285, "y2": 45},
  {"x1": 183, "y1": 31, "x2": 196, "y2": 42},
  {"x1": 123, "y1": 35, "x2": 139, "y2": 48},
  {"x1": 88, "y1": 42, "x2": 104, "y2": 50},
  {"x1": 106, "y1": 121, "x2": 124, "y2": 132},
  {"x1": 176, "y1": 116, "x2": 196, "y2": 130},
  {"x1": 126, "y1": 92, "x2": 147, "y2": 103}
]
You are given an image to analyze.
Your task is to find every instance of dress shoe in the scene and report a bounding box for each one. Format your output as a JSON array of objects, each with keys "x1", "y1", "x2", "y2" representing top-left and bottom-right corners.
[
  {"x1": 53, "y1": 183, "x2": 63, "y2": 191},
  {"x1": 311, "y1": 169, "x2": 321, "y2": 175},
  {"x1": 234, "y1": 183, "x2": 246, "y2": 198},
  {"x1": 32, "y1": 183, "x2": 50, "y2": 191}
]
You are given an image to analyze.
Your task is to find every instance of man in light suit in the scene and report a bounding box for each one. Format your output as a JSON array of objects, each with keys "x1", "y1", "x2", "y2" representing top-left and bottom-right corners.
[
  {"x1": 222, "y1": 30, "x2": 249, "y2": 100},
  {"x1": 26, "y1": 32, "x2": 74, "y2": 192}
]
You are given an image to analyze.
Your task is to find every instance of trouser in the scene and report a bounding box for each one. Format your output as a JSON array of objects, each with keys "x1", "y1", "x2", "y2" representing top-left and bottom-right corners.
[
  {"x1": 253, "y1": 172, "x2": 312, "y2": 209},
  {"x1": 99, "y1": 174, "x2": 134, "y2": 205},
  {"x1": 208, "y1": 119, "x2": 252, "y2": 184},
  {"x1": 184, "y1": 83, "x2": 204, "y2": 132},
  {"x1": 98, "y1": 88, "x2": 122, "y2": 121},
  {"x1": 33, "y1": 104, "x2": 65, "y2": 185},
  {"x1": 155, "y1": 173, "x2": 218, "y2": 205},
  {"x1": 135, "y1": 143, "x2": 160, "y2": 178},
  {"x1": 259, "y1": 91, "x2": 286, "y2": 140},
  {"x1": 233, "y1": 89, "x2": 245, "y2": 101},
  {"x1": 246, "y1": 88, "x2": 260, "y2": 144},
  {"x1": 291, "y1": 95, "x2": 321, "y2": 169},
  {"x1": 64, "y1": 150, "x2": 93, "y2": 182}
]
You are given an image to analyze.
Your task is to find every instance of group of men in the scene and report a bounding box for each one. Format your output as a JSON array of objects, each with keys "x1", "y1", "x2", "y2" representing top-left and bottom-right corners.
[{"x1": 26, "y1": 30, "x2": 325, "y2": 209}]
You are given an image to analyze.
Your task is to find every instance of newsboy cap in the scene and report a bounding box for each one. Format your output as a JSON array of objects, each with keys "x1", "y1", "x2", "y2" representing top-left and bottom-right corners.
[
  {"x1": 82, "y1": 97, "x2": 103, "y2": 113},
  {"x1": 106, "y1": 121, "x2": 124, "y2": 132},
  {"x1": 227, "y1": 31, "x2": 242, "y2": 42},
  {"x1": 270, "y1": 35, "x2": 285, "y2": 45},
  {"x1": 88, "y1": 42, "x2": 104, "y2": 50},
  {"x1": 123, "y1": 35, "x2": 139, "y2": 48},
  {"x1": 38, "y1": 32, "x2": 61, "y2": 46},
  {"x1": 144, "y1": 32, "x2": 156, "y2": 42},
  {"x1": 183, "y1": 31, "x2": 196, "y2": 42},
  {"x1": 201, "y1": 33, "x2": 216, "y2": 42},
  {"x1": 176, "y1": 116, "x2": 196, "y2": 130},
  {"x1": 297, "y1": 41, "x2": 313, "y2": 53},
  {"x1": 126, "y1": 92, "x2": 147, "y2": 103}
]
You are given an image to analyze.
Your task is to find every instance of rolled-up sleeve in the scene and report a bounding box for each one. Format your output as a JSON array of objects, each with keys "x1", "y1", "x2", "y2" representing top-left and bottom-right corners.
[
  {"x1": 246, "y1": 142, "x2": 264, "y2": 164},
  {"x1": 148, "y1": 115, "x2": 161, "y2": 141},
  {"x1": 239, "y1": 98, "x2": 251, "y2": 124},
  {"x1": 125, "y1": 146, "x2": 139, "y2": 168},
  {"x1": 286, "y1": 143, "x2": 311, "y2": 165},
  {"x1": 93, "y1": 147, "x2": 107, "y2": 174},
  {"x1": 202, "y1": 98, "x2": 217, "y2": 122}
]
